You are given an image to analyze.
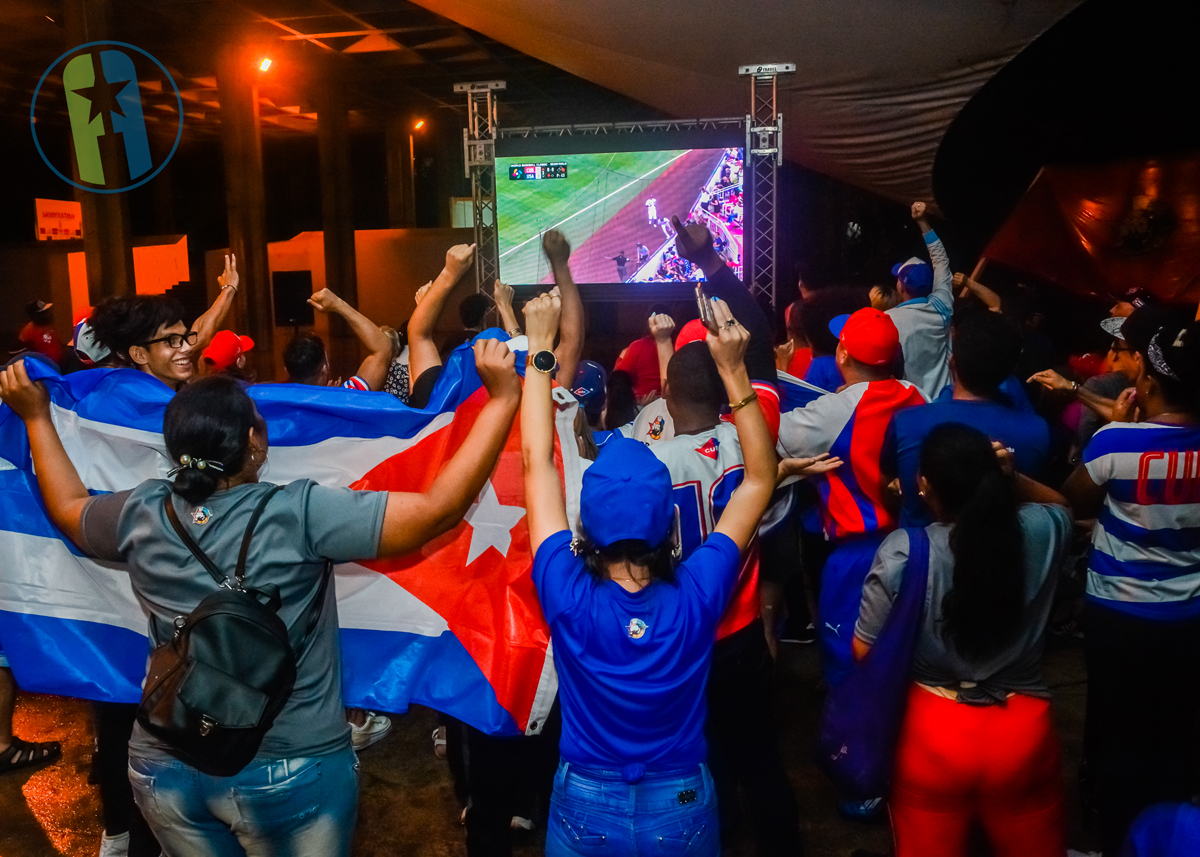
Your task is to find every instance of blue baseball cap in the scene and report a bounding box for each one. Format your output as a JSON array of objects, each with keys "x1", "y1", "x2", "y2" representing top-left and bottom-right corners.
[
  {"x1": 580, "y1": 437, "x2": 674, "y2": 548},
  {"x1": 891, "y1": 256, "x2": 932, "y2": 293},
  {"x1": 571, "y1": 360, "x2": 607, "y2": 414}
]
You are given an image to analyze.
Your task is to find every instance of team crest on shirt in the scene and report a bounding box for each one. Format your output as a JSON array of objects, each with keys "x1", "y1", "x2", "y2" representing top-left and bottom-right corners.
[
  {"x1": 627, "y1": 618, "x2": 648, "y2": 639},
  {"x1": 191, "y1": 506, "x2": 212, "y2": 525},
  {"x1": 696, "y1": 437, "x2": 720, "y2": 460},
  {"x1": 647, "y1": 416, "x2": 666, "y2": 441}
]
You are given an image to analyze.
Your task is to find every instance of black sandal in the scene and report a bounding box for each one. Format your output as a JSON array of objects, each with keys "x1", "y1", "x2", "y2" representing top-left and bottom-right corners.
[{"x1": 0, "y1": 737, "x2": 62, "y2": 773}]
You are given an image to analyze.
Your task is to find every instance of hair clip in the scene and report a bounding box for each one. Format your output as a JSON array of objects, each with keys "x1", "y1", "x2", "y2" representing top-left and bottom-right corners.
[{"x1": 167, "y1": 454, "x2": 227, "y2": 478}]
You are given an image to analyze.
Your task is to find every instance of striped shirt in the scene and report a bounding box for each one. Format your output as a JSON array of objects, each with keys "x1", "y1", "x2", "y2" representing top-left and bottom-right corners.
[
  {"x1": 1083, "y1": 421, "x2": 1200, "y2": 619},
  {"x1": 778, "y1": 379, "x2": 927, "y2": 540}
]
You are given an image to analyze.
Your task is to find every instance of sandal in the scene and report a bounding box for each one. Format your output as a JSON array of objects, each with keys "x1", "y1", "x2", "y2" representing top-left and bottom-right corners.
[
  {"x1": 432, "y1": 726, "x2": 448, "y2": 759},
  {"x1": 0, "y1": 737, "x2": 62, "y2": 774}
]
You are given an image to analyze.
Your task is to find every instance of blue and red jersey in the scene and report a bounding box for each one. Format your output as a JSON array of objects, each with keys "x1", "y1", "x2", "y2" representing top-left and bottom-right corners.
[{"x1": 777, "y1": 379, "x2": 927, "y2": 540}]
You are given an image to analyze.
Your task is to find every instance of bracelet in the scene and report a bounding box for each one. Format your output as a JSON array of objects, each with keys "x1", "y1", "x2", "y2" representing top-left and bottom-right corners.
[
  {"x1": 507, "y1": 327, "x2": 521, "y2": 337},
  {"x1": 1071, "y1": 381, "x2": 1079, "y2": 393},
  {"x1": 728, "y1": 390, "x2": 758, "y2": 412},
  {"x1": 221, "y1": 284, "x2": 238, "y2": 293}
]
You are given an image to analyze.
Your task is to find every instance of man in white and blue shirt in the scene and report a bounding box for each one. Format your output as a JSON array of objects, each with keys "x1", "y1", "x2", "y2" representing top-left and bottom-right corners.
[
  {"x1": 886, "y1": 201, "x2": 954, "y2": 400},
  {"x1": 1062, "y1": 320, "x2": 1200, "y2": 853}
]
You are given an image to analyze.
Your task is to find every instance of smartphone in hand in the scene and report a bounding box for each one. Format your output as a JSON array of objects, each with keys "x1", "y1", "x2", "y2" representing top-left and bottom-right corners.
[{"x1": 695, "y1": 284, "x2": 719, "y2": 334}]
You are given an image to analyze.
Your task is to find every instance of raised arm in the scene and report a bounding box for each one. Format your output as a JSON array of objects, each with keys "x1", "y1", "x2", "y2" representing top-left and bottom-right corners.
[
  {"x1": 1028, "y1": 369, "x2": 1121, "y2": 421},
  {"x1": 192, "y1": 254, "x2": 239, "y2": 351},
  {"x1": 649, "y1": 312, "x2": 676, "y2": 391},
  {"x1": 543, "y1": 231, "x2": 584, "y2": 385},
  {"x1": 377, "y1": 339, "x2": 521, "y2": 556},
  {"x1": 307, "y1": 288, "x2": 392, "y2": 391},
  {"x1": 952, "y1": 272, "x2": 1002, "y2": 313},
  {"x1": 707, "y1": 298, "x2": 776, "y2": 551},
  {"x1": 521, "y1": 291, "x2": 570, "y2": 554},
  {"x1": 0, "y1": 361, "x2": 89, "y2": 546},
  {"x1": 408, "y1": 243, "x2": 476, "y2": 388},
  {"x1": 912, "y1": 202, "x2": 952, "y2": 309},
  {"x1": 493, "y1": 280, "x2": 521, "y2": 336}
]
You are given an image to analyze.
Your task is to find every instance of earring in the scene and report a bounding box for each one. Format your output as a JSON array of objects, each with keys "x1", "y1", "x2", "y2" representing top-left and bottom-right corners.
[{"x1": 918, "y1": 490, "x2": 926, "y2": 498}]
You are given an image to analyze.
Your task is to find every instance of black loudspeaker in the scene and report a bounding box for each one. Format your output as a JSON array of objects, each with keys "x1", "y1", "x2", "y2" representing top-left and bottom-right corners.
[{"x1": 272, "y1": 271, "x2": 315, "y2": 327}]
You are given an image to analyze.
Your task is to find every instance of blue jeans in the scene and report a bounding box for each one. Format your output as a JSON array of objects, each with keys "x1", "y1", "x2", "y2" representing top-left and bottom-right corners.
[
  {"x1": 546, "y1": 760, "x2": 719, "y2": 856},
  {"x1": 127, "y1": 747, "x2": 358, "y2": 857}
]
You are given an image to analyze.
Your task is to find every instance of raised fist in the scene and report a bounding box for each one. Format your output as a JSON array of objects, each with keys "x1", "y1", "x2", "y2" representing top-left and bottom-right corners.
[
  {"x1": 542, "y1": 230, "x2": 571, "y2": 267},
  {"x1": 445, "y1": 243, "x2": 476, "y2": 279},
  {"x1": 911, "y1": 201, "x2": 927, "y2": 220}
]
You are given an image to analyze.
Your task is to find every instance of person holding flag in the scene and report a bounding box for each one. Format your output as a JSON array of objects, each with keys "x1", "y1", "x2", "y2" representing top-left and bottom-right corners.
[
  {"x1": 0, "y1": 337, "x2": 522, "y2": 857},
  {"x1": 521, "y1": 289, "x2": 777, "y2": 856}
]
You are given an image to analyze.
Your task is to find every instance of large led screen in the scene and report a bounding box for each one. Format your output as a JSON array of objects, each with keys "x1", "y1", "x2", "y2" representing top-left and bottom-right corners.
[{"x1": 497, "y1": 147, "x2": 744, "y2": 285}]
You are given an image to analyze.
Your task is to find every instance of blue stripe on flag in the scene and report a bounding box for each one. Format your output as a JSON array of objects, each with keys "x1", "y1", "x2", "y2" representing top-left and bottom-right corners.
[
  {"x1": 340, "y1": 627, "x2": 521, "y2": 736},
  {"x1": 0, "y1": 610, "x2": 148, "y2": 702}
]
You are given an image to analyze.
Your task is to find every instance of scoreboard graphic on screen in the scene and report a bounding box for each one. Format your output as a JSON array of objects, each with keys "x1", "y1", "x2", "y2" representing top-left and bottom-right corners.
[{"x1": 508, "y1": 162, "x2": 569, "y2": 181}]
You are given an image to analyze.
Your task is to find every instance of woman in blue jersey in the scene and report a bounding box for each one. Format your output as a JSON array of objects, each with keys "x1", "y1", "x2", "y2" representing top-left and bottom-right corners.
[
  {"x1": 520, "y1": 291, "x2": 777, "y2": 856},
  {"x1": 1061, "y1": 321, "x2": 1200, "y2": 853}
]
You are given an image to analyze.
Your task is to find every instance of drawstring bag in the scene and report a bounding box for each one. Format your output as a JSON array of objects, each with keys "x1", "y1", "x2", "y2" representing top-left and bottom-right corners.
[
  {"x1": 137, "y1": 486, "x2": 331, "y2": 777},
  {"x1": 814, "y1": 527, "x2": 930, "y2": 799}
]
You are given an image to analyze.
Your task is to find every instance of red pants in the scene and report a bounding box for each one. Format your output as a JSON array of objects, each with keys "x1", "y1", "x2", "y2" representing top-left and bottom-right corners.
[{"x1": 890, "y1": 685, "x2": 1065, "y2": 857}]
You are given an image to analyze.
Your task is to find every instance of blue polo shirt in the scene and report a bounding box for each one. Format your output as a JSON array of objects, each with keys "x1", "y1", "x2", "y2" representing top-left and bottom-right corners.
[
  {"x1": 883, "y1": 399, "x2": 1051, "y2": 528},
  {"x1": 935, "y1": 375, "x2": 1036, "y2": 415},
  {"x1": 803, "y1": 354, "x2": 843, "y2": 393},
  {"x1": 531, "y1": 529, "x2": 740, "y2": 773}
]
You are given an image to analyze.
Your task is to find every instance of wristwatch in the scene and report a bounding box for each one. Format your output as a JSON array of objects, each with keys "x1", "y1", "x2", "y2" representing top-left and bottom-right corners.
[{"x1": 527, "y1": 350, "x2": 558, "y2": 374}]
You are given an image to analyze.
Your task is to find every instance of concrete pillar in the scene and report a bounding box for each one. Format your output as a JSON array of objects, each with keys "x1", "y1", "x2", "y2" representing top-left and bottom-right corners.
[
  {"x1": 216, "y1": 45, "x2": 274, "y2": 378},
  {"x1": 385, "y1": 113, "x2": 417, "y2": 228},
  {"x1": 62, "y1": 0, "x2": 135, "y2": 304},
  {"x1": 316, "y1": 78, "x2": 358, "y2": 375}
]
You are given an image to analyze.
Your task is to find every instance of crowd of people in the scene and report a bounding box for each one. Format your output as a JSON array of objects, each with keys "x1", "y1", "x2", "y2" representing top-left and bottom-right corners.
[{"x1": 2, "y1": 197, "x2": 1199, "y2": 857}]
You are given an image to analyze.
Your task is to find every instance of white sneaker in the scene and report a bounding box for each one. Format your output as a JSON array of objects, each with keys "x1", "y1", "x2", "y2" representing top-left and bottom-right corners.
[
  {"x1": 349, "y1": 712, "x2": 392, "y2": 751},
  {"x1": 98, "y1": 831, "x2": 129, "y2": 857}
]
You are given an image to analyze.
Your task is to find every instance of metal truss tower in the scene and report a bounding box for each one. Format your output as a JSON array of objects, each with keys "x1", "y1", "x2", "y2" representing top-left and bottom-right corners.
[
  {"x1": 739, "y1": 63, "x2": 794, "y2": 308},
  {"x1": 456, "y1": 80, "x2": 505, "y2": 291}
]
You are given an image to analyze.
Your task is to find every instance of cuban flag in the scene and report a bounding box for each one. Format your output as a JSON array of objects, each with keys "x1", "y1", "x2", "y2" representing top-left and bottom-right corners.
[{"x1": 0, "y1": 332, "x2": 582, "y2": 736}]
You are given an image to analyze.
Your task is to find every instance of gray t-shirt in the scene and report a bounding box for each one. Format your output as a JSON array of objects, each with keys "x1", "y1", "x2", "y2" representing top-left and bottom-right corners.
[
  {"x1": 855, "y1": 503, "x2": 1071, "y2": 704},
  {"x1": 78, "y1": 479, "x2": 388, "y2": 760}
]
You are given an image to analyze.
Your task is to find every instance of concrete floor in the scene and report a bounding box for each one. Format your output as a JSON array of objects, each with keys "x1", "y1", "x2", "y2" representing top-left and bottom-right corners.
[{"x1": 0, "y1": 638, "x2": 1096, "y2": 857}]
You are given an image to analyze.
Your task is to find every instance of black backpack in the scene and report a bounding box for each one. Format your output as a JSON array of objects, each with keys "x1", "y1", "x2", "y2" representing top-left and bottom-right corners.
[{"x1": 136, "y1": 485, "x2": 332, "y2": 777}]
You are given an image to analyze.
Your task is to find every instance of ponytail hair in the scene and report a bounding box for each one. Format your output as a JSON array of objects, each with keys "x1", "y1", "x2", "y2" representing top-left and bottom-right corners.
[
  {"x1": 919, "y1": 423, "x2": 1025, "y2": 660},
  {"x1": 163, "y1": 376, "x2": 262, "y2": 504}
]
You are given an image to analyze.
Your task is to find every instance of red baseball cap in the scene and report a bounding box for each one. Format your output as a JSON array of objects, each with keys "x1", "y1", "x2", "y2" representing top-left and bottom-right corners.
[
  {"x1": 201, "y1": 330, "x2": 254, "y2": 371},
  {"x1": 829, "y1": 308, "x2": 899, "y2": 366},
  {"x1": 675, "y1": 318, "x2": 710, "y2": 348}
]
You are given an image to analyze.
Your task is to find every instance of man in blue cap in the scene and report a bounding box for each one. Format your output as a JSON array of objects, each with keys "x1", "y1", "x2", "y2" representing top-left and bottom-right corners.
[{"x1": 886, "y1": 201, "x2": 954, "y2": 399}]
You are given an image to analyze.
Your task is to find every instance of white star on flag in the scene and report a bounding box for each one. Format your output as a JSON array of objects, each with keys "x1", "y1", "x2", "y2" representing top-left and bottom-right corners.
[{"x1": 463, "y1": 480, "x2": 527, "y2": 565}]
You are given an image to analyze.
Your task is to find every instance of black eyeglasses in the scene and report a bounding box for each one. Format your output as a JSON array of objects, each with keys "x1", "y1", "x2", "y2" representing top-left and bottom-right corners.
[{"x1": 141, "y1": 330, "x2": 198, "y2": 350}]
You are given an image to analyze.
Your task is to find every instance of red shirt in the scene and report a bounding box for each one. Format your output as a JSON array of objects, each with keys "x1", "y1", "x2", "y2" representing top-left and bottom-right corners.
[
  {"x1": 786, "y1": 347, "x2": 812, "y2": 379},
  {"x1": 614, "y1": 335, "x2": 662, "y2": 400},
  {"x1": 19, "y1": 322, "x2": 63, "y2": 365}
]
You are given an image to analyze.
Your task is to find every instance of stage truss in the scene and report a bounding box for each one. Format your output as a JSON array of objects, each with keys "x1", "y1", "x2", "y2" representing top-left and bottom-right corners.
[{"x1": 740, "y1": 63, "x2": 794, "y2": 309}]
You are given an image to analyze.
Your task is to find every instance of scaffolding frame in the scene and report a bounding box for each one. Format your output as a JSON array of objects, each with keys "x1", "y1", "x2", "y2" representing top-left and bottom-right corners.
[
  {"x1": 740, "y1": 63, "x2": 794, "y2": 308},
  {"x1": 456, "y1": 80, "x2": 505, "y2": 291}
]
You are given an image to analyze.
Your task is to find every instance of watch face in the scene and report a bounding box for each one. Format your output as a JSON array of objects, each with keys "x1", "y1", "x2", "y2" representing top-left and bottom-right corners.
[{"x1": 533, "y1": 350, "x2": 557, "y2": 372}]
